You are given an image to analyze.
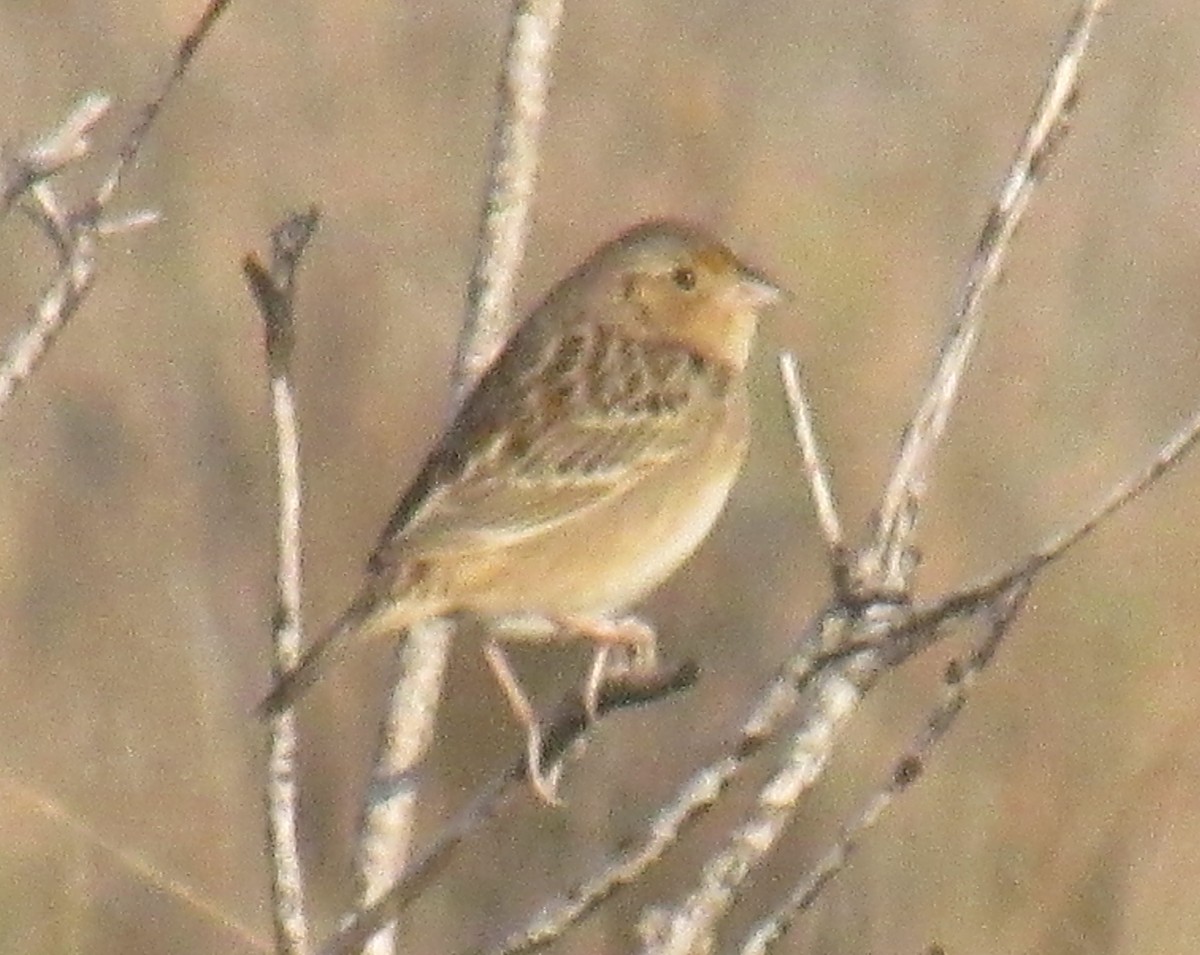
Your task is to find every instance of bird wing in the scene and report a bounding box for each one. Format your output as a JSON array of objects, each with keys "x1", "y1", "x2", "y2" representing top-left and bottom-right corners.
[{"x1": 368, "y1": 318, "x2": 724, "y2": 570}]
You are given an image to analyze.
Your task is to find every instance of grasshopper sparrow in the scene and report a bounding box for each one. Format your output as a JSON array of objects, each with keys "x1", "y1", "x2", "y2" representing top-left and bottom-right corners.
[{"x1": 261, "y1": 220, "x2": 782, "y2": 799}]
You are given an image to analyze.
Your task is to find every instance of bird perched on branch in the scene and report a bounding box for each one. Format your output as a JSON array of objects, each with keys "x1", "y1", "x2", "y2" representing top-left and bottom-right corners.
[{"x1": 260, "y1": 220, "x2": 782, "y2": 801}]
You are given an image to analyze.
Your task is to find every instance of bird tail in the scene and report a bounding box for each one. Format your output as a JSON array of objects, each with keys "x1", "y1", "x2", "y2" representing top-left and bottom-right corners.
[{"x1": 258, "y1": 589, "x2": 401, "y2": 718}]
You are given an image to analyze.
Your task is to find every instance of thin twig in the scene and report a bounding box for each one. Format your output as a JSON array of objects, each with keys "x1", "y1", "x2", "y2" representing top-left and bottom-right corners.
[
  {"x1": 351, "y1": 2, "x2": 565, "y2": 953},
  {"x1": 0, "y1": 773, "x2": 269, "y2": 951},
  {"x1": 0, "y1": 0, "x2": 232, "y2": 418},
  {"x1": 329, "y1": 663, "x2": 698, "y2": 955},
  {"x1": 245, "y1": 207, "x2": 321, "y2": 955},
  {"x1": 778, "y1": 351, "x2": 848, "y2": 592},
  {"x1": 95, "y1": 0, "x2": 235, "y2": 211}
]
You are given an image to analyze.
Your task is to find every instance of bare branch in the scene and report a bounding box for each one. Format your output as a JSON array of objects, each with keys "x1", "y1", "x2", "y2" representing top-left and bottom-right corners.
[
  {"x1": 862, "y1": 0, "x2": 1110, "y2": 589},
  {"x1": 352, "y1": 2, "x2": 565, "y2": 953},
  {"x1": 0, "y1": 204, "x2": 99, "y2": 413},
  {"x1": 354, "y1": 619, "x2": 453, "y2": 955},
  {"x1": 877, "y1": 393, "x2": 1200, "y2": 668},
  {"x1": 454, "y1": 0, "x2": 566, "y2": 399},
  {"x1": 95, "y1": 0, "x2": 234, "y2": 211},
  {"x1": 635, "y1": 3, "x2": 1112, "y2": 953},
  {"x1": 244, "y1": 206, "x2": 321, "y2": 955},
  {"x1": 737, "y1": 582, "x2": 1030, "y2": 955},
  {"x1": 637, "y1": 650, "x2": 881, "y2": 955},
  {"x1": 483, "y1": 615, "x2": 854, "y2": 955},
  {"x1": 0, "y1": 93, "x2": 110, "y2": 217}
]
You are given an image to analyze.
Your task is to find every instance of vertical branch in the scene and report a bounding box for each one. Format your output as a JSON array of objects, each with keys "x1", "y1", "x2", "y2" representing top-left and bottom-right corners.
[
  {"x1": 352, "y1": 2, "x2": 565, "y2": 953},
  {"x1": 244, "y1": 207, "x2": 322, "y2": 955},
  {"x1": 353, "y1": 617, "x2": 453, "y2": 955},
  {"x1": 453, "y1": 0, "x2": 566, "y2": 398}
]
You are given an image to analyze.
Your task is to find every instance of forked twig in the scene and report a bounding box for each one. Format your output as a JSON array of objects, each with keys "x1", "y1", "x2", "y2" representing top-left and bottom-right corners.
[
  {"x1": 0, "y1": 0, "x2": 233, "y2": 417},
  {"x1": 0, "y1": 93, "x2": 110, "y2": 218}
]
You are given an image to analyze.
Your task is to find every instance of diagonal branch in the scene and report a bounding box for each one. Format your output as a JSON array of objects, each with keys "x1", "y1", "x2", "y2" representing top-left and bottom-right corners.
[
  {"x1": 885, "y1": 393, "x2": 1200, "y2": 664},
  {"x1": 862, "y1": 0, "x2": 1111, "y2": 590},
  {"x1": 737, "y1": 581, "x2": 1031, "y2": 955},
  {"x1": 779, "y1": 351, "x2": 849, "y2": 594}
]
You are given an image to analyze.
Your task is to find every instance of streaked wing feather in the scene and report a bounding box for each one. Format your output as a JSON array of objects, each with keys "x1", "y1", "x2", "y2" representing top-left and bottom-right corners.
[
  {"x1": 401, "y1": 414, "x2": 686, "y2": 552},
  {"x1": 369, "y1": 316, "x2": 720, "y2": 568}
]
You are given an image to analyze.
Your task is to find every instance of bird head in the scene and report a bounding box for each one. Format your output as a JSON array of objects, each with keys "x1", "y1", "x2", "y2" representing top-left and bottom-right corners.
[{"x1": 590, "y1": 220, "x2": 783, "y2": 372}]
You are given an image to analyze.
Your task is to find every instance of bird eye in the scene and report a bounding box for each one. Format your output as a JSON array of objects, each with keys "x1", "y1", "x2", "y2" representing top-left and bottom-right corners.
[{"x1": 671, "y1": 265, "x2": 697, "y2": 291}]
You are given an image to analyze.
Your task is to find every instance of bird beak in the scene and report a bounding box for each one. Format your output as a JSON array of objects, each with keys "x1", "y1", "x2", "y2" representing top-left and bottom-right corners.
[{"x1": 736, "y1": 267, "x2": 788, "y2": 310}]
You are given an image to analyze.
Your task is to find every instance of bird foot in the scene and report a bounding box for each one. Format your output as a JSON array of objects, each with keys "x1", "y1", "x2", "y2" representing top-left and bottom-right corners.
[{"x1": 523, "y1": 720, "x2": 565, "y2": 806}]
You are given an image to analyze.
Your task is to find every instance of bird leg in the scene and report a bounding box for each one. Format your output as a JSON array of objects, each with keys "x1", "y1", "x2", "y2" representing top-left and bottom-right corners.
[
  {"x1": 487, "y1": 614, "x2": 659, "y2": 720},
  {"x1": 481, "y1": 615, "x2": 658, "y2": 802},
  {"x1": 483, "y1": 639, "x2": 563, "y2": 805},
  {"x1": 582, "y1": 646, "x2": 612, "y2": 724}
]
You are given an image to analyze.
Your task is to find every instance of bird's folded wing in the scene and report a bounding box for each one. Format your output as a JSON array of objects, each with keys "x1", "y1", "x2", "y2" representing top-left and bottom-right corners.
[
  {"x1": 370, "y1": 324, "x2": 714, "y2": 566},
  {"x1": 400, "y1": 413, "x2": 688, "y2": 554}
]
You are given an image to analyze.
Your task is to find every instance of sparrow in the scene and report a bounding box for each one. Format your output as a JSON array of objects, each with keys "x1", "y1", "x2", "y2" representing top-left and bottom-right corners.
[{"x1": 260, "y1": 219, "x2": 782, "y2": 800}]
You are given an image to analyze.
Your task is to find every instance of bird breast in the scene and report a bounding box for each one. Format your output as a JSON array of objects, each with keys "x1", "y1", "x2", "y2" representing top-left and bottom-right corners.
[{"x1": 453, "y1": 384, "x2": 750, "y2": 619}]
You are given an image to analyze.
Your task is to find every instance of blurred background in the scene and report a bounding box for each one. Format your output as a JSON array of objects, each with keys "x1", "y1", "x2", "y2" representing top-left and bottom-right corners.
[{"x1": 1, "y1": 0, "x2": 1198, "y2": 952}]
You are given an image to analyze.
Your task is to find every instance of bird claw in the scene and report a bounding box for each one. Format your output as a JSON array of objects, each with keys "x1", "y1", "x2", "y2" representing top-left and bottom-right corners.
[
  {"x1": 583, "y1": 646, "x2": 610, "y2": 723},
  {"x1": 524, "y1": 720, "x2": 565, "y2": 806}
]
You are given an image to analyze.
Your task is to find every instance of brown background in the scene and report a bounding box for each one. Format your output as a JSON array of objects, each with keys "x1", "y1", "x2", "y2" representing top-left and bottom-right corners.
[{"x1": 1, "y1": 1, "x2": 1199, "y2": 953}]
